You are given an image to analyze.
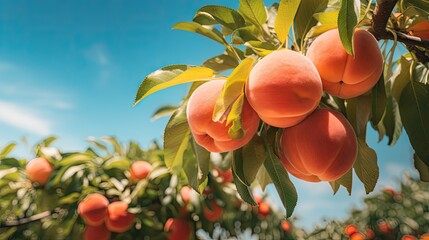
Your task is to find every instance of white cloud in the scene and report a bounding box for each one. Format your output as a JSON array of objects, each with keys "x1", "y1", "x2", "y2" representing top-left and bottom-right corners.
[{"x1": 0, "y1": 101, "x2": 51, "y2": 136}]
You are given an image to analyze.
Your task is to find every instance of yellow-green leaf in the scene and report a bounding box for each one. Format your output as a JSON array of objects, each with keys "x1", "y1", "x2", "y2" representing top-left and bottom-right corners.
[
  {"x1": 274, "y1": 0, "x2": 301, "y2": 46},
  {"x1": 313, "y1": 10, "x2": 339, "y2": 25},
  {"x1": 173, "y1": 22, "x2": 228, "y2": 45}
]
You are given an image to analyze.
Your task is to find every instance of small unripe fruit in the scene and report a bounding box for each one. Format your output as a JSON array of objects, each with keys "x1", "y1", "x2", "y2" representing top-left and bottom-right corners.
[
  {"x1": 105, "y1": 201, "x2": 135, "y2": 233},
  {"x1": 78, "y1": 193, "x2": 109, "y2": 226},
  {"x1": 203, "y1": 200, "x2": 223, "y2": 222},
  {"x1": 307, "y1": 29, "x2": 383, "y2": 99},
  {"x1": 344, "y1": 224, "x2": 358, "y2": 236},
  {"x1": 130, "y1": 161, "x2": 152, "y2": 182},
  {"x1": 246, "y1": 49, "x2": 322, "y2": 127},
  {"x1": 280, "y1": 108, "x2": 357, "y2": 182},
  {"x1": 83, "y1": 224, "x2": 111, "y2": 240},
  {"x1": 26, "y1": 157, "x2": 54, "y2": 186},
  {"x1": 187, "y1": 80, "x2": 260, "y2": 153}
]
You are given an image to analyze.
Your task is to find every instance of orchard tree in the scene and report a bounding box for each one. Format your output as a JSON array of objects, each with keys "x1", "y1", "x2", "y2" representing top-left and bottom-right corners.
[{"x1": 134, "y1": 0, "x2": 429, "y2": 218}]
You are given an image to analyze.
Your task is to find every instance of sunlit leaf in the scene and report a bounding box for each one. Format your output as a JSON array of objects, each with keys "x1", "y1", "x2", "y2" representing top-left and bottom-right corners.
[
  {"x1": 329, "y1": 169, "x2": 353, "y2": 195},
  {"x1": 294, "y1": 0, "x2": 328, "y2": 44},
  {"x1": 238, "y1": 0, "x2": 267, "y2": 30},
  {"x1": 194, "y1": 5, "x2": 245, "y2": 31},
  {"x1": 314, "y1": 10, "x2": 339, "y2": 25},
  {"x1": 202, "y1": 54, "x2": 239, "y2": 72},
  {"x1": 244, "y1": 41, "x2": 276, "y2": 56},
  {"x1": 152, "y1": 105, "x2": 180, "y2": 121},
  {"x1": 255, "y1": 165, "x2": 272, "y2": 191},
  {"x1": 274, "y1": 0, "x2": 301, "y2": 46},
  {"x1": 0, "y1": 143, "x2": 16, "y2": 158},
  {"x1": 337, "y1": 0, "x2": 360, "y2": 55},
  {"x1": 354, "y1": 138, "x2": 379, "y2": 194},
  {"x1": 173, "y1": 22, "x2": 228, "y2": 45}
]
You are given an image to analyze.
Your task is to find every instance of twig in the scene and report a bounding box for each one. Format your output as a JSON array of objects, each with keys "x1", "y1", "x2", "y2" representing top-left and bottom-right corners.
[{"x1": 0, "y1": 209, "x2": 58, "y2": 228}]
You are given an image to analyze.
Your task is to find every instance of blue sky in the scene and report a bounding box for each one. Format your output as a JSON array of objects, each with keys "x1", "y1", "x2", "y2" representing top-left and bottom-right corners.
[{"x1": 0, "y1": 0, "x2": 417, "y2": 230}]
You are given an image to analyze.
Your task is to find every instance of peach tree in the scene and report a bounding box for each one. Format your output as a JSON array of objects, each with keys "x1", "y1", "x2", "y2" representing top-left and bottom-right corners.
[{"x1": 134, "y1": 0, "x2": 429, "y2": 218}]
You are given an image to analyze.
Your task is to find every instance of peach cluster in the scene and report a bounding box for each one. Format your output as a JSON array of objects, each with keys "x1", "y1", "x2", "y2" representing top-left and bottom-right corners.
[
  {"x1": 186, "y1": 28, "x2": 382, "y2": 182},
  {"x1": 78, "y1": 193, "x2": 135, "y2": 240}
]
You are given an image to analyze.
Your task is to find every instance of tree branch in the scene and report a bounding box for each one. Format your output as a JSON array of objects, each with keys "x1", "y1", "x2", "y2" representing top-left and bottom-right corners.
[
  {"x1": 0, "y1": 209, "x2": 59, "y2": 228},
  {"x1": 368, "y1": 0, "x2": 429, "y2": 62}
]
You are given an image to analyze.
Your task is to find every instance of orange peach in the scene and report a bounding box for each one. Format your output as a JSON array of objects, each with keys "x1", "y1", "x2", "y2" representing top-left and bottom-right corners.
[
  {"x1": 280, "y1": 108, "x2": 357, "y2": 182},
  {"x1": 130, "y1": 161, "x2": 152, "y2": 182},
  {"x1": 344, "y1": 224, "x2": 358, "y2": 236},
  {"x1": 408, "y1": 21, "x2": 429, "y2": 39},
  {"x1": 350, "y1": 232, "x2": 365, "y2": 240},
  {"x1": 187, "y1": 80, "x2": 260, "y2": 152},
  {"x1": 105, "y1": 201, "x2": 135, "y2": 233},
  {"x1": 258, "y1": 202, "x2": 270, "y2": 217},
  {"x1": 83, "y1": 224, "x2": 111, "y2": 240},
  {"x1": 306, "y1": 29, "x2": 383, "y2": 99},
  {"x1": 203, "y1": 200, "x2": 223, "y2": 222},
  {"x1": 420, "y1": 233, "x2": 429, "y2": 240},
  {"x1": 246, "y1": 49, "x2": 322, "y2": 127},
  {"x1": 78, "y1": 193, "x2": 109, "y2": 226},
  {"x1": 402, "y1": 235, "x2": 417, "y2": 240},
  {"x1": 26, "y1": 157, "x2": 54, "y2": 186},
  {"x1": 281, "y1": 220, "x2": 291, "y2": 232},
  {"x1": 165, "y1": 218, "x2": 192, "y2": 240},
  {"x1": 180, "y1": 186, "x2": 193, "y2": 206}
]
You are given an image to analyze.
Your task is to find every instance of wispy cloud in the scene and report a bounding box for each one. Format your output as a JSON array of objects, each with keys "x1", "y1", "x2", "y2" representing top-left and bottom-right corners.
[
  {"x1": 83, "y1": 44, "x2": 110, "y2": 66},
  {"x1": 0, "y1": 101, "x2": 52, "y2": 136}
]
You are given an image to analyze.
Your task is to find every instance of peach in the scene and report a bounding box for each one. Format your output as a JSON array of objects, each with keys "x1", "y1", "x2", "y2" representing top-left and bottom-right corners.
[
  {"x1": 246, "y1": 49, "x2": 322, "y2": 127},
  {"x1": 344, "y1": 224, "x2": 358, "y2": 236},
  {"x1": 420, "y1": 233, "x2": 429, "y2": 240},
  {"x1": 402, "y1": 235, "x2": 417, "y2": 240},
  {"x1": 26, "y1": 157, "x2": 54, "y2": 186},
  {"x1": 280, "y1": 108, "x2": 357, "y2": 182},
  {"x1": 105, "y1": 201, "x2": 135, "y2": 233},
  {"x1": 350, "y1": 232, "x2": 365, "y2": 240},
  {"x1": 180, "y1": 186, "x2": 193, "y2": 206},
  {"x1": 78, "y1": 193, "x2": 109, "y2": 226},
  {"x1": 408, "y1": 21, "x2": 429, "y2": 39},
  {"x1": 366, "y1": 229, "x2": 375, "y2": 239},
  {"x1": 203, "y1": 200, "x2": 223, "y2": 222},
  {"x1": 378, "y1": 221, "x2": 391, "y2": 233},
  {"x1": 165, "y1": 218, "x2": 192, "y2": 240},
  {"x1": 187, "y1": 80, "x2": 260, "y2": 152},
  {"x1": 258, "y1": 202, "x2": 270, "y2": 217},
  {"x1": 214, "y1": 168, "x2": 233, "y2": 183},
  {"x1": 306, "y1": 29, "x2": 383, "y2": 99},
  {"x1": 130, "y1": 161, "x2": 152, "y2": 182},
  {"x1": 281, "y1": 220, "x2": 291, "y2": 232},
  {"x1": 83, "y1": 224, "x2": 111, "y2": 240}
]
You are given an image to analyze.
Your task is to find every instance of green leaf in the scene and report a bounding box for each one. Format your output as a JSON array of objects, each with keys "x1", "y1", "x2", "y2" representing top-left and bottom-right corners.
[
  {"x1": 173, "y1": 22, "x2": 227, "y2": 45},
  {"x1": 202, "y1": 54, "x2": 239, "y2": 72},
  {"x1": 371, "y1": 73, "x2": 387, "y2": 126},
  {"x1": 382, "y1": 81, "x2": 403, "y2": 145},
  {"x1": 238, "y1": 0, "x2": 267, "y2": 30},
  {"x1": 346, "y1": 93, "x2": 372, "y2": 137},
  {"x1": 244, "y1": 41, "x2": 276, "y2": 57},
  {"x1": 134, "y1": 65, "x2": 215, "y2": 106},
  {"x1": 337, "y1": 0, "x2": 360, "y2": 55},
  {"x1": 151, "y1": 105, "x2": 180, "y2": 121},
  {"x1": 274, "y1": 0, "x2": 301, "y2": 46},
  {"x1": 242, "y1": 135, "x2": 266, "y2": 184},
  {"x1": 329, "y1": 169, "x2": 353, "y2": 195},
  {"x1": 101, "y1": 136, "x2": 122, "y2": 153},
  {"x1": 305, "y1": 24, "x2": 337, "y2": 40},
  {"x1": 262, "y1": 129, "x2": 297, "y2": 217},
  {"x1": 414, "y1": 62, "x2": 429, "y2": 84},
  {"x1": 57, "y1": 153, "x2": 94, "y2": 166},
  {"x1": 313, "y1": 10, "x2": 339, "y2": 25},
  {"x1": 194, "y1": 5, "x2": 245, "y2": 31},
  {"x1": 231, "y1": 26, "x2": 260, "y2": 44},
  {"x1": 232, "y1": 151, "x2": 257, "y2": 206},
  {"x1": 213, "y1": 57, "x2": 256, "y2": 139},
  {"x1": 392, "y1": 57, "x2": 412, "y2": 102},
  {"x1": 103, "y1": 158, "x2": 131, "y2": 170},
  {"x1": 0, "y1": 143, "x2": 16, "y2": 158},
  {"x1": 183, "y1": 140, "x2": 199, "y2": 192},
  {"x1": 294, "y1": 0, "x2": 328, "y2": 44},
  {"x1": 399, "y1": 81, "x2": 429, "y2": 166},
  {"x1": 414, "y1": 154, "x2": 429, "y2": 182},
  {"x1": 0, "y1": 158, "x2": 21, "y2": 168},
  {"x1": 58, "y1": 192, "x2": 81, "y2": 205},
  {"x1": 354, "y1": 138, "x2": 379, "y2": 194},
  {"x1": 164, "y1": 104, "x2": 191, "y2": 174},
  {"x1": 193, "y1": 138, "x2": 211, "y2": 185},
  {"x1": 255, "y1": 165, "x2": 272, "y2": 191}
]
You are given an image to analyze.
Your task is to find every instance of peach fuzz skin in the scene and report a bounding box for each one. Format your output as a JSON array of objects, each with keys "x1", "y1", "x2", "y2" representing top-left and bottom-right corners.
[
  {"x1": 105, "y1": 201, "x2": 135, "y2": 233},
  {"x1": 246, "y1": 49, "x2": 322, "y2": 128},
  {"x1": 83, "y1": 224, "x2": 111, "y2": 240},
  {"x1": 280, "y1": 108, "x2": 357, "y2": 182},
  {"x1": 78, "y1": 193, "x2": 109, "y2": 226},
  {"x1": 306, "y1": 29, "x2": 383, "y2": 99},
  {"x1": 130, "y1": 161, "x2": 152, "y2": 182},
  {"x1": 26, "y1": 157, "x2": 54, "y2": 186},
  {"x1": 187, "y1": 80, "x2": 260, "y2": 153}
]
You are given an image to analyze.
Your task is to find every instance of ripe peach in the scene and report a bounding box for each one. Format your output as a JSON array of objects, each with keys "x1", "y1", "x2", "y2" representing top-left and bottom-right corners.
[
  {"x1": 378, "y1": 221, "x2": 391, "y2": 233},
  {"x1": 180, "y1": 186, "x2": 193, "y2": 206},
  {"x1": 78, "y1": 193, "x2": 109, "y2": 226},
  {"x1": 306, "y1": 29, "x2": 383, "y2": 99},
  {"x1": 280, "y1": 108, "x2": 357, "y2": 182},
  {"x1": 281, "y1": 220, "x2": 291, "y2": 232},
  {"x1": 420, "y1": 233, "x2": 429, "y2": 240},
  {"x1": 105, "y1": 201, "x2": 135, "y2": 233},
  {"x1": 344, "y1": 224, "x2": 358, "y2": 236},
  {"x1": 246, "y1": 49, "x2": 322, "y2": 127},
  {"x1": 83, "y1": 224, "x2": 111, "y2": 240},
  {"x1": 366, "y1": 229, "x2": 375, "y2": 239},
  {"x1": 130, "y1": 161, "x2": 152, "y2": 182},
  {"x1": 187, "y1": 80, "x2": 260, "y2": 153},
  {"x1": 402, "y1": 235, "x2": 417, "y2": 240},
  {"x1": 26, "y1": 157, "x2": 54, "y2": 186},
  {"x1": 203, "y1": 200, "x2": 223, "y2": 222},
  {"x1": 408, "y1": 21, "x2": 429, "y2": 39},
  {"x1": 165, "y1": 218, "x2": 192, "y2": 240},
  {"x1": 350, "y1": 232, "x2": 365, "y2": 240},
  {"x1": 258, "y1": 202, "x2": 270, "y2": 217},
  {"x1": 214, "y1": 168, "x2": 233, "y2": 183}
]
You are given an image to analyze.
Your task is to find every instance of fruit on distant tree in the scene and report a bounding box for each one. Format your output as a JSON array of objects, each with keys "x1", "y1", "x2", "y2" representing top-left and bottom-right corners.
[
  {"x1": 280, "y1": 108, "x2": 357, "y2": 182},
  {"x1": 105, "y1": 201, "x2": 135, "y2": 233},
  {"x1": 130, "y1": 161, "x2": 152, "y2": 182},
  {"x1": 378, "y1": 221, "x2": 391, "y2": 233},
  {"x1": 281, "y1": 220, "x2": 291, "y2": 232},
  {"x1": 366, "y1": 229, "x2": 375, "y2": 239},
  {"x1": 78, "y1": 193, "x2": 109, "y2": 226},
  {"x1": 350, "y1": 232, "x2": 365, "y2": 240},
  {"x1": 402, "y1": 235, "x2": 417, "y2": 240},
  {"x1": 307, "y1": 29, "x2": 383, "y2": 99},
  {"x1": 258, "y1": 202, "x2": 270, "y2": 217},
  {"x1": 203, "y1": 200, "x2": 223, "y2": 222},
  {"x1": 214, "y1": 168, "x2": 233, "y2": 183},
  {"x1": 344, "y1": 224, "x2": 358, "y2": 236},
  {"x1": 83, "y1": 224, "x2": 111, "y2": 240},
  {"x1": 165, "y1": 218, "x2": 192, "y2": 240},
  {"x1": 25, "y1": 157, "x2": 54, "y2": 186},
  {"x1": 246, "y1": 49, "x2": 322, "y2": 127},
  {"x1": 187, "y1": 80, "x2": 260, "y2": 152}
]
